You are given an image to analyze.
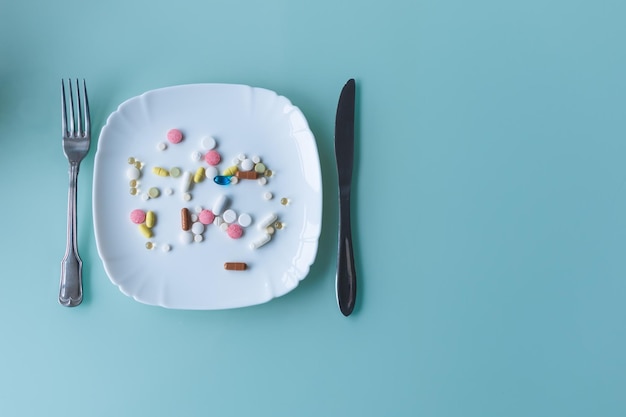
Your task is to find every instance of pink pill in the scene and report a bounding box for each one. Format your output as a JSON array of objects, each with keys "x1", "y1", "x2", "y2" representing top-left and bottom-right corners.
[
  {"x1": 205, "y1": 149, "x2": 221, "y2": 166},
  {"x1": 130, "y1": 209, "x2": 146, "y2": 224},
  {"x1": 167, "y1": 128, "x2": 184, "y2": 144},
  {"x1": 227, "y1": 223, "x2": 243, "y2": 239},
  {"x1": 198, "y1": 209, "x2": 215, "y2": 225}
]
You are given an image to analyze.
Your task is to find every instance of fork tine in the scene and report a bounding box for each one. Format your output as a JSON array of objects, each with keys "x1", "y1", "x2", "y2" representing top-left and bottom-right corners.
[
  {"x1": 83, "y1": 79, "x2": 90, "y2": 136},
  {"x1": 67, "y1": 79, "x2": 75, "y2": 135},
  {"x1": 75, "y1": 79, "x2": 82, "y2": 135},
  {"x1": 61, "y1": 80, "x2": 67, "y2": 136}
]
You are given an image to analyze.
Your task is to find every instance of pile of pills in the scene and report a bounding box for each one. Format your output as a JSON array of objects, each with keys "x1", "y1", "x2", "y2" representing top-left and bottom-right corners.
[{"x1": 124, "y1": 127, "x2": 292, "y2": 270}]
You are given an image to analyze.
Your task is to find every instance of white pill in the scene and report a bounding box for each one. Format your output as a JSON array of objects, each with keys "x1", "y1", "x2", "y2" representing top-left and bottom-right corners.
[
  {"x1": 165, "y1": 187, "x2": 174, "y2": 196},
  {"x1": 222, "y1": 209, "x2": 237, "y2": 223},
  {"x1": 195, "y1": 206, "x2": 203, "y2": 213},
  {"x1": 127, "y1": 166, "x2": 141, "y2": 180},
  {"x1": 191, "y1": 222, "x2": 205, "y2": 235},
  {"x1": 161, "y1": 244, "x2": 171, "y2": 252},
  {"x1": 180, "y1": 171, "x2": 193, "y2": 192},
  {"x1": 194, "y1": 234, "x2": 204, "y2": 243},
  {"x1": 252, "y1": 155, "x2": 261, "y2": 163},
  {"x1": 191, "y1": 150, "x2": 202, "y2": 161},
  {"x1": 201, "y1": 136, "x2": 217, "y2": 150},
  {"x1": 220, "y1": 222, "x2": 228, "y2": 231},
  {"x1": 179, "y1": 231, "x2": 193, "y2": 244},
  {"x1": 258, "y1": 177, "x2": 267, "y2": 185},
  {"x1": 238, "y1": 213, "x2": 252, "y2": 227},
  {"x1": 190, "y1": 213, "x2": 198, "y2": 222},
  {"x1": 230, "y1": 176, "x2": 239, "y2": 184},
  {"x1": 212, "y1": 194, "x2": 229, "y2": 215},
  {"x1": 240, "y1": 158, "x2": 254, "y2": 171},
  {"x1": 263, "y1": 192, "x2": 273, "y2": 200},
  {"x1": 157, "y1": 142, "x2": 167, "y2": 151},
  {"x1": 141, "y1": 193, "x2": 149, "y2": 201},
  {"x1": 250, "y1": 233, "x2": 271, "y2": 249},
  {"x1": 204, "y1": 165, "x2": 218, "y2": 180},
  {"x1": 232, "y1": 157, "x2": 240, "y2": 165},
  {"x1": 213, "y1": 217, "x2": 224, "y2": 227},
  {"x1": 257, "y1": 212, "x2": 277, "y2": 230},
  {"x1": 183, "y1": 192, "x2": 192, "y2": 201},
  {"x1": 238, "y1": 153, "x2": 246, "y2": 161}
]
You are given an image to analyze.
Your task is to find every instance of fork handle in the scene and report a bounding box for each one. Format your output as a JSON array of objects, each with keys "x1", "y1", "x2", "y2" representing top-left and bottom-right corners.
[{"x1": 59, "y1": 162, "x2": 83, "y2": 307}]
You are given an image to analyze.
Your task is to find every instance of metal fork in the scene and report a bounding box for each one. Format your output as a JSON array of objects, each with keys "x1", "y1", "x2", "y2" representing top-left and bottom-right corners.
[{"x1": 59, "y1": 79, "x2": 91, "y2": 307}]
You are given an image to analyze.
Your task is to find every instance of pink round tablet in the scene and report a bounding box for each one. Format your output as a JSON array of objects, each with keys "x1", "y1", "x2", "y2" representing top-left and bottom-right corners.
[
  {"x1": 130, "y1": 209, "x2": 146, "y2": 224},
  {"x1": 205, "y1": 150, "x2": 221, "y2": 166},
  {"x1": 167, "y1": 128, "x2": 183, "y2": 144},
  {"x1": 227, "y1": 223, "x2": 243, "y2": 239},
  {"x1": 198, "y1": 209, "x2": 215, "y2": 225}
]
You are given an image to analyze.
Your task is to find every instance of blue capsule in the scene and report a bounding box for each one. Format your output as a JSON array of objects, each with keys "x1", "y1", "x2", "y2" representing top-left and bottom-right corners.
[{"x1": 213, "y1": 175, "x2": 232, "y2": 185}]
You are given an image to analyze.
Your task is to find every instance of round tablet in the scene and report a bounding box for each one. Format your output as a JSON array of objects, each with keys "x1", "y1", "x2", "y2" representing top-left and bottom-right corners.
[
  {"x1": 167, "y1": 129, "x2": 183, "y2": 144},
  {"x1": 200, "y1": 136, "x2": 217, "y2": 150}
]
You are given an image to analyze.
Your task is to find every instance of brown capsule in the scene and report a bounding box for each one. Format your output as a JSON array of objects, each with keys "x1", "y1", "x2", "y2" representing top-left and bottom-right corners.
[
  {"x1": 235, "y1": 170, "x2": 259, "y2": 180},
  {"x1": 181, "y1": 208, "x2": 191, "y2": 231},
  {"x1": 224, "y1": 262, "x2": 248, "y2": 271}
]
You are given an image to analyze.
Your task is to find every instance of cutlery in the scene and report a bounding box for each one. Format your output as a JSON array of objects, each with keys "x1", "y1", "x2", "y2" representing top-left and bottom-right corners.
[
  {"x1": 59, "y1": 79, "x2": 91, "y2": 307},
  {"x1": 334, "y1": 78, "x2": 357, "y2": 316}
]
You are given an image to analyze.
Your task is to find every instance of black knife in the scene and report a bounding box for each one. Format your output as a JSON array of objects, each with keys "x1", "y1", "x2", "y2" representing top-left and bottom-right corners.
[{"x1": 334, "y1": 78, "x2": 357, "y2": 316}]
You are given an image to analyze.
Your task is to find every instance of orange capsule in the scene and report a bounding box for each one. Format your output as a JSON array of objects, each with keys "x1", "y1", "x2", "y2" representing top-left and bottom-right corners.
[{"x1": 224, "y1": 262, "x2": 247, "y2": 271}]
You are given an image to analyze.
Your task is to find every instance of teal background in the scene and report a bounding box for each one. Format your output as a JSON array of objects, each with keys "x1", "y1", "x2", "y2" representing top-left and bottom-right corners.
[{"x1": 1, "y1": 0, "x2": 625, "y2": 416}]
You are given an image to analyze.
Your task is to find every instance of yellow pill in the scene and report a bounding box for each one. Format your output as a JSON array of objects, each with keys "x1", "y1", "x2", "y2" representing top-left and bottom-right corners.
[
  {"x1": 223, "y1": 165, "x2": 239, "y2": 176},
  {"x1": 170, "y1": 167, "x2": 182, "y2": 177},
  {"x1": 145, "y1": 241, "x2": 154, "y2": 250},
  {"x1": 138, "y1": 223, "x2": 153, "y2": 238},
  {"x1": 152, "y1": 167, "x2": 170, "y2": 177},
  {"x1": 134, "y1": 161, "x2": 142, "y2": 169},
  {"x1": 129, "y1": 188, "x2": 137, "y2": 195},
  {"x1": 194, "y1": 167, "x2": 206, "y2": 183},
  {"x1": 148, "y1": 187, "x2": 160, "y2": 198},
  {"x1": 145, "y1": 211, "x2": 156, "y2": 228},
  {"x1": 254, "y1": 163, "x2": 266, "y2": 174},
  {"x1": 128, "y1": 157, "x2": 136, "y2": 164}
]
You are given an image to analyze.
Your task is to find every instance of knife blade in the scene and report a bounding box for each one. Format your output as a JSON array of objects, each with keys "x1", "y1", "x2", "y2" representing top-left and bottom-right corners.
[{"x1": 334, "y1": 78, "x2": 357, "y2": 316}]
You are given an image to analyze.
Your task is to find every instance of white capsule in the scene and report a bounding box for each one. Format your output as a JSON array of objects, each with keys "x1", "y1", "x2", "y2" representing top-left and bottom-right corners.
[
  {"x1": 238, "y1": 213, "x2": 252, "y2": 227},
  {"x1": 179, "y1": 231, "x2": 193, "y2": 244},
  {"x1": 201, "y1": 136, "x2": 217, "y2": 150},
  {"x1": 250, "y1": 233, "x2": 271, "y2": 249},
  {"x1": 222, "y1": 209, "x2": 237, "y2": 223},
  {"x1": 191, "y1": 221, "x2": 205, "y2": 235},
  {"x1": 180, "y1": 171, "x2": 193, "y2": 192},
  {"x1": 212, "y1": 194, "x2": 229, "y2": 215},
  {"x1": 127, "y1": 166, "x2": 141, "y2": 180},
  {"x1": 240, "y1": 158, "x2": 254, "y2": 171},
  {"x1": 257, "y1": 212, "x2": 277, "y2": 230}
]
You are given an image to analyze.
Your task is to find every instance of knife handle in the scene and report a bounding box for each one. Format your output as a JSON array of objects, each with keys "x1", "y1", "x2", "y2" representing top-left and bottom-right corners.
[{"x1": 337, "y1": 194, "x2": 356, "y2": 316}]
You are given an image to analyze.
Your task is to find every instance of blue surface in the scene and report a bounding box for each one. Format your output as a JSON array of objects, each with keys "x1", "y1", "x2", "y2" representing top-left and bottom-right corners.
[{"x1": 1, "y1": 0, "x2": 626, "y2": 416}]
